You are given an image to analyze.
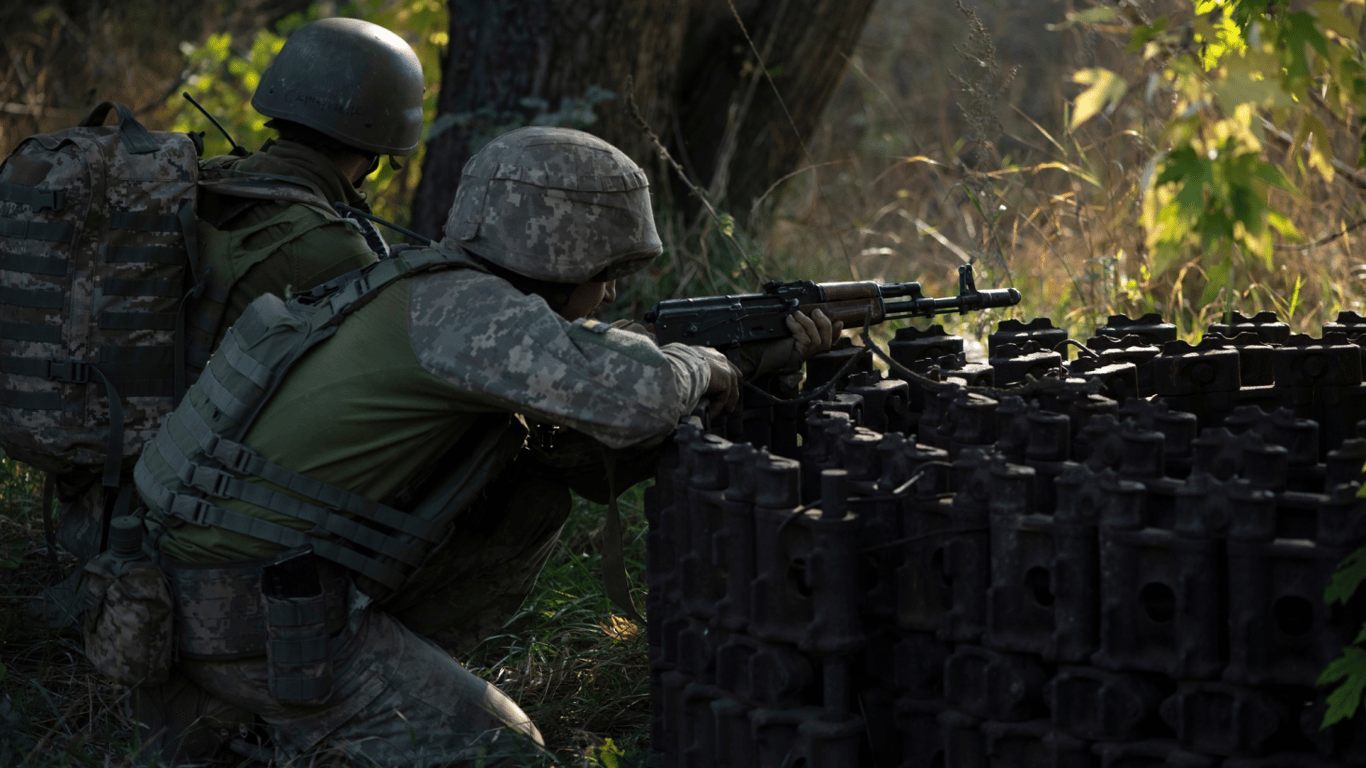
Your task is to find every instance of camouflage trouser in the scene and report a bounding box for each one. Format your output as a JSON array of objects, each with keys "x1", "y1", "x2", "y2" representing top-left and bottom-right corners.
[
  {"x1": 385, "y1": 472, "x2": 574, "y2": 655},
  {"x1": 154, "y1": 473, "x2": 572, "y2": 765},
  {"x1": 180, "y1": 600, "x2": 545, "y2": 767}
]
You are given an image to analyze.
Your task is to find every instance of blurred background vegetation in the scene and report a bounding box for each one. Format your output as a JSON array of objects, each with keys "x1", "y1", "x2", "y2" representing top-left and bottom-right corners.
[{"x1": 3, "y1": 0, "x2": 1366, "y2": 762}]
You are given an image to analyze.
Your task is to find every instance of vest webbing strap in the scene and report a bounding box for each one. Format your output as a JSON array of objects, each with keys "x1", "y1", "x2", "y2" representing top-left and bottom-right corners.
[
  {"x1": 0, "y1": 321, "x2": 61, "y2": 343},
  {"x1": 105, "y1": 245, "x2": 182, "y2": 265},
  {"x1": 100, "y1": 311, "x2": 176, "y2": 331},
  {"x1": 138, "y1": 458, "x2": 407, "y2": 591},
  {"x1": 105, "y1": 278, "x2": 182, "y2": 297},
  {"x1": 109, "y1": 210, "x2": 180, "y2": 232},
  {"x1": 0, "y1": 253, "x2": 66, "y2": 276},
  {"x1": 197, "y1": 364, "x2": 254, "y2": 424},
  {"x1": 0, "y1": 181, "x2": 64, "y2": 211},
  {"x1": 0, "y1": 217, "x2": 74, "y2": 243},
  {"x1": 0, "y1": 286, "x2": 64, "y2": 309},
  {"x1": 174, "y1": 398, "x2": 439, "y2": 542},
  {"x1": 220, "y1": 336, "x2": 273, "y2": 390},
  {"x1": 149, "y1": 421, "x2": 427, "y2": 567}
]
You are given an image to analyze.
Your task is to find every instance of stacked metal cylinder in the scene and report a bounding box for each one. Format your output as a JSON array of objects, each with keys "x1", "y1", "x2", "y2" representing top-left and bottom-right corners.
[{"x1": 646, "y1": 311, "x2": 1366, "y2": 767}]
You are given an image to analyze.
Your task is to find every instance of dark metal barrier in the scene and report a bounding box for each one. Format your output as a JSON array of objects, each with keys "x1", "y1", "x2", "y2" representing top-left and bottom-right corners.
[{"x1": 648, "y1": 313, "x2": 1366, "y2": 766}]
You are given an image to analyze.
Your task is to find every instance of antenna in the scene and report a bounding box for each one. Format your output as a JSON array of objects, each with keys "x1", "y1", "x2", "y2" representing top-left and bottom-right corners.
[
  {"x1": 333, "y1": 202, "x2": 433, "y2": 246},
  {"x1": 181, "y1": 92, "x2": 247, "y2": 157}
]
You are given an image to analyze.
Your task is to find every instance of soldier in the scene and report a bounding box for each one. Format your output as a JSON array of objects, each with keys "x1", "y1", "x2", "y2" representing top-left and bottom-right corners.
[
  {"x1": 127, "y1": 126, "x2": 837, "y2": 765},
  {"x1": 49, "y1": 17, "x2": 424, "y2": 566}
]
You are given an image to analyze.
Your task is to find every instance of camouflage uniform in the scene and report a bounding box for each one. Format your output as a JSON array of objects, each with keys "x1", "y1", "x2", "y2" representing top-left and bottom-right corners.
[
  {"x1": 138, "y1": 128, "x2": 714, "y2": 765},
  {"x1": 146, "y1": 252, "x2": 710, "y2": 764}
]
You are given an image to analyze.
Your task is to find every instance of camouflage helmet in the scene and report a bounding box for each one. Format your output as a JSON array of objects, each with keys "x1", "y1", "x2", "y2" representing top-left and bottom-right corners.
[
  {"x1": 251, "y1": 18, "x2": 424, "y2": 156},
  {"x1": 444, "y1": 126, "x2": 663, "y2": 283}
]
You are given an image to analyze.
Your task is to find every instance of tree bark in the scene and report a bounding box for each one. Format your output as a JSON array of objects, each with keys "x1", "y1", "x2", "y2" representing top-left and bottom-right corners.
[{"x1": 411, "y1": 0, "x2": 878, "y2": 240}]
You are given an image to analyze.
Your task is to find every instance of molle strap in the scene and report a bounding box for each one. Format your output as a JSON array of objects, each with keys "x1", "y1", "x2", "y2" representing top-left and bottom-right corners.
[
  {"x1": 0, "y1": 217, "x2": 74, "y2": 243},
  {"x1": 0, "y1": 181, "x2": 65, "y2": 211},
  {"x1": 109, "y1": 210, "x2": 181, "y2": 232},
  {"x1": 104, "y1": 245, "x2": 183, "y2": 265},
  {"x1": 0, "y1": 253, "x2": 66, "y2": 276},
  {"x1": 100, "y1": 312, "x2": 177, "y2": 331},
  {"x1": 104, "y1": 278, "x2": 182, "y2": 297},
  {"x1": 0, "y1": 390, "x2": 62, "y2": 410},
  {"x1": 0, "y1": 321, "x2": 62, "y2": 344},
  {"x1": 197, "y1": 364, "x2": 254, "y2": 424},
  {"x1": 0, "y1": 286, "x2": 64, "y2": 309}
]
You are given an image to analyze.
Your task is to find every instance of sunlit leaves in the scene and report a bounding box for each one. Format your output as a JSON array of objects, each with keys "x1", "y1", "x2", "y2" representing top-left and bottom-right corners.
[{"x1": 1071, "y1": 68, "x2": 1128, "y2": 129}]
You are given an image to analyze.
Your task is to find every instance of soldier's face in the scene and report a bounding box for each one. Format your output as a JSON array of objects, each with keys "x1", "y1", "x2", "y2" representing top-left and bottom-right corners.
[{"x1": 559, "y1": 280, "x2": 617, "y2": 320}]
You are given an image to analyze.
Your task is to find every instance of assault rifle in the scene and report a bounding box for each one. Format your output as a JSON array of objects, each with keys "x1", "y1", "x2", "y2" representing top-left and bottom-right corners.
[{"x1": 643, "y1": 263, "x2": 1021, "y2": 348}]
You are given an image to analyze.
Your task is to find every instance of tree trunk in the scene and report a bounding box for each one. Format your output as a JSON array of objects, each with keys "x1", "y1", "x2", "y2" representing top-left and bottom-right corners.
[{"x1": 411, "y1": 0, "x2": 878, "y2": 241}]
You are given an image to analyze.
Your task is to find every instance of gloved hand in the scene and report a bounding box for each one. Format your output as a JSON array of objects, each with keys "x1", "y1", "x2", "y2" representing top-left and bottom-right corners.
[{"x1": 726, "y1": 308, "x2": 843, "y2": 379}]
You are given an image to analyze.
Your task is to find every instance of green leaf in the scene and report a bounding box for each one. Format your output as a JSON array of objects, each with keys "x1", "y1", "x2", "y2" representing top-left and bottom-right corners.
[
  {"x1": 1279, "y1": 11, "x2": 1330, "y2": 89},
  {"x1": 1200, "y1": 258, "x2": 1233, "y2": 306},
  {"x1": 1319, "y1": 646, "x2": 1366, "y2": 727},
  {"x1": 1071, "y1": 69, "x2": 1128, "y2": 129},
  {"x1": 1354, "y1": 621, "x2": 1366, "y2": 646},
  {"x1": 1327, "y1": 547, "x2": 1366, "y2": 605}
]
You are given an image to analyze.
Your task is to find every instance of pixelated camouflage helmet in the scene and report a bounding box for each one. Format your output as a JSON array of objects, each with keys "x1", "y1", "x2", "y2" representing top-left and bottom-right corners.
[
  {"x1": 444, "y1": 126, "x2": 663, "y2": 283},
  {"x1": 251, "y1": 18, "x2": 424, "y2": 156}
]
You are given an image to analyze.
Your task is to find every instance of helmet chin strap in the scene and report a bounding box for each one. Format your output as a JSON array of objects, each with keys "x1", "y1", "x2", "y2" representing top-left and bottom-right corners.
[{"x1": 353, "y1": 155, "x2": 381, "y2": 188}]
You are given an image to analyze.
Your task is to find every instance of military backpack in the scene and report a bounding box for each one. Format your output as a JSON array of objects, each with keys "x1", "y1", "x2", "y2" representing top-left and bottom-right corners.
[{"x1": 0, "y1": 102, "x2": 345, "y2": 502}]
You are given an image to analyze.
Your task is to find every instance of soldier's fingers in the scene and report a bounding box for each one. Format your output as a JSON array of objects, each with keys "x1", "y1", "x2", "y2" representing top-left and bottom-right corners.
[
  {"x1": 812, "y1": 309, "x2": 835, "y2": 350},
  {"x1": 785, "y1": 312, "x2": 817, "y2": 353}
]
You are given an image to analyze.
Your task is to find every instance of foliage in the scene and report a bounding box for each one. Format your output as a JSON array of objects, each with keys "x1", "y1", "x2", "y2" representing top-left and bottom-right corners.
[
  {"x1": 169, "y1": 0, "x2": 448, "y2": 232},
  {"x1": 1069, "y1": 0, "x2": 1366, "y2": 330},
  {"x1": 1322, "y1": 543, "x2": 1366, "y2": 725}
]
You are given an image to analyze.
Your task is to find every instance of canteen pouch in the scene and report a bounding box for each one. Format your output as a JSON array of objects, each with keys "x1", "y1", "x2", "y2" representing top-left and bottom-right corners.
[
  {"x1": 83, "y1": 555, "x2": 175, "y2": 686},
  {"x1": 261, "y1": 549, "x2": 333, "y2": 705}
]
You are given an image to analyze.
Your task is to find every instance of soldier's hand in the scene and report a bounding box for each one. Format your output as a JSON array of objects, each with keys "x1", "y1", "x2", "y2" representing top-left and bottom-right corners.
[
  {"x1": 726, "y1": 308, "x2": 843, "y2": 378},
  {"x1": 698, "y1": 346, "x2": 741, "y2": 416},
  {"x1": 786, "y1": 308, "x2": 842, "y2": 362}
]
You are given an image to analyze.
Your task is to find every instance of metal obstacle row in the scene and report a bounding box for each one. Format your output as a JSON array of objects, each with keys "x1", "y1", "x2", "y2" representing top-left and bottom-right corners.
[{"x1": 646, "y1": 311, "x2": 1366, "y2": 767}]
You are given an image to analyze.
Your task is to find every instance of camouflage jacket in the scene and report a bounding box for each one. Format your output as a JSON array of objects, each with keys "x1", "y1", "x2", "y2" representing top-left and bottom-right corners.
[{"x1": 155, "y1": 247, "x2": 712, "y2": 564}]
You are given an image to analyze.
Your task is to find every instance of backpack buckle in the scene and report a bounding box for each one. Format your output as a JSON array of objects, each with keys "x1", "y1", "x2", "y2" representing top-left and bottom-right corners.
[{"x1": 45, "y1": 359, "x2": 89, "y2": 384}]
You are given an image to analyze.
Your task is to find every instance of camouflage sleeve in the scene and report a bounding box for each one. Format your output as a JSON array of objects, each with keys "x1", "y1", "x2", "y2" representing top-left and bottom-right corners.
[{"x1": 407, "y1": 270, "x2": 711, "y2": 449}]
